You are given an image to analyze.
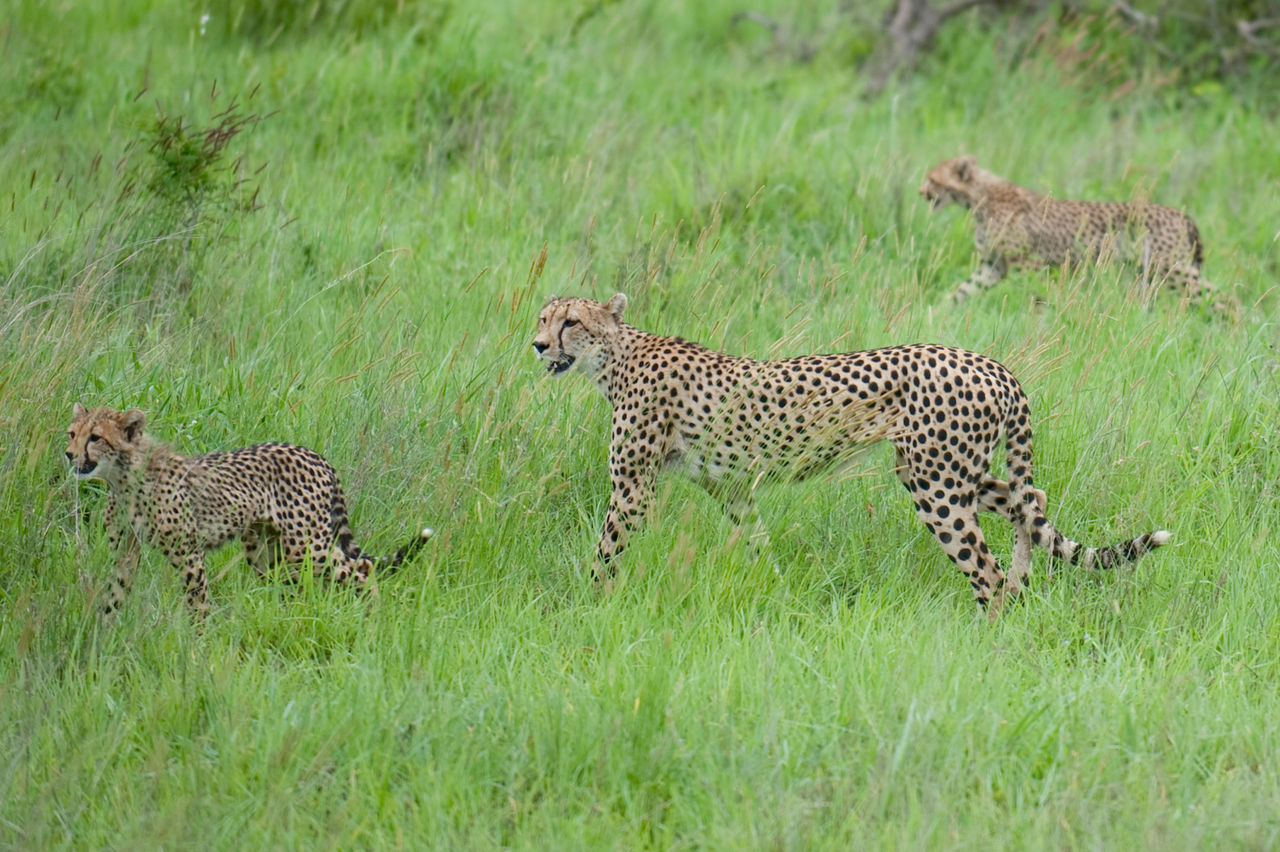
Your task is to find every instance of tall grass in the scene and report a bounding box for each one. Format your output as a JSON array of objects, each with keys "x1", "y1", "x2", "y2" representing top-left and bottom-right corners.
[{"x1": 2, "y1": 0, "x2": 1279, "y2": 847}]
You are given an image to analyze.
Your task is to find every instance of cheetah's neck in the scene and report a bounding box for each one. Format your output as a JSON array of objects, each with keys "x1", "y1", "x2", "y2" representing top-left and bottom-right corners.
[
  {"x1": 115, "y1": 438, "x2": 185, "y2": 493},
  {"x1": 968, "y1": 170, "x2": 1038, "y2": 220},
  {"x1": 600, "y1": 325, "x2": 751, "y2": 407}
]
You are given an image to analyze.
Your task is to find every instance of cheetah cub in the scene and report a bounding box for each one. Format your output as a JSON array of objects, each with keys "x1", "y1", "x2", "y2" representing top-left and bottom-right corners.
[
  {"x1": 532, "y1": 294, "x2": 1171, "y2": 619},
  {"x1": 66, "y1": 404, "x2": 433, "y2": 617},
  {"x1": 921, "y1": 155, "x2": 1212, "y2": 304}
]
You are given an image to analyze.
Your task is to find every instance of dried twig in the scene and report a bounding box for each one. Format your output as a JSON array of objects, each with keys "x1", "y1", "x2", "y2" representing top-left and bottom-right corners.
[
  {"x1": 729, "y1": 10, "x2": 782, "y2": 38},
  {"x1": 729, "y1": 10, "x2": 818, "y2": 62},
  {"x1": 866, "y1": 0, "x2": 993, "y2": 96},
  {"x1": 1237, "y1": 17, "x2": 1280, "y2": 57},
  {"x1": 1112, "y1": 0, "x2": 1158, "y2": 29}
]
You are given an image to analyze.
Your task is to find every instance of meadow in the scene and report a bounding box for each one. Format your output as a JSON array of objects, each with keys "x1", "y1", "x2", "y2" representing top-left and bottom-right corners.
[{"x1": 2, "y1": 0, "x2": 1279, "y2": 847}]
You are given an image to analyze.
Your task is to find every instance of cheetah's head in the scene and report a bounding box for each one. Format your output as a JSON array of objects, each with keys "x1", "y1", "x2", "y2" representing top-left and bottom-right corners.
[
  {"x1": 532, "y1": 293, "x2": 627, "y2": 381},
  {"x1": 65, "y1": 403, "x2": 146, "y2": 484},
  {"x1": 920, "y1": 155, "x2": 980, "y2": 211}
]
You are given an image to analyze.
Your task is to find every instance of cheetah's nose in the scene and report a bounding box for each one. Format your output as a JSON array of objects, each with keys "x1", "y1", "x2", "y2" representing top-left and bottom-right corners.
[{"x1": 532, "y1": 341, "x2": 547, "y2": 354}]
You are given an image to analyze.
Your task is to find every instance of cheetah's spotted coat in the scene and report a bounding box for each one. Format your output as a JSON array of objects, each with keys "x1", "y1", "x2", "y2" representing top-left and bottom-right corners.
[
  {"x1": 921, "y1": 155, "x2": 1210, "y2": 303},
  {"x1": 66, "y1": 404, "x2": 432, "y2": 617},
  {"x1": 532, "y1": 294, "x2": 1170, "y2": 617}
]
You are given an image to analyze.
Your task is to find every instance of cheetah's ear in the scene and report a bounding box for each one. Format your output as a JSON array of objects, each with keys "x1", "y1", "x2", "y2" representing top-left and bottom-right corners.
[
  {"x1": 605, "y1": 293, "x2": 628, "y2": 320},
  {"x1": 121, "y1": 409, "x2": 146, "y2": 443},
  {"x1": 955, "y1": 155, "x2": 977, "y2": 181},
  {"x1": 73, "y1": 402, "x2": 87, "y2": 419}
]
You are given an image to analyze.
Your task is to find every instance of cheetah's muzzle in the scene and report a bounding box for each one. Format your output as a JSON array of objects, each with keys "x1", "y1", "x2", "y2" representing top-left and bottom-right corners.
[{"x1": 547, "y1": 355, "x2": 574, "y2": 375}]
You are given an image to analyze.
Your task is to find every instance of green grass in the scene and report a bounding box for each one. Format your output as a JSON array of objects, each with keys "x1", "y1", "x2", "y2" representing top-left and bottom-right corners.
[{"x1": 3, "y1": 0, "x2": 1280, "y2": 847}]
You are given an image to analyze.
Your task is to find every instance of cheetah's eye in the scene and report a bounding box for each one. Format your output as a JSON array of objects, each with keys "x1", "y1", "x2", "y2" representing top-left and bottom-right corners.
[
  {"x1": 564, "y1": 318, "x2": 579, "y2": 328},
  {"x1": 88, "y1": 434, "x2": 102, "y2": 443}
]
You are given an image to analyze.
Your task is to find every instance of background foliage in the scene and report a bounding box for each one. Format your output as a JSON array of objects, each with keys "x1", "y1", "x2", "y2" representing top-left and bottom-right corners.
[{"x1": 2, "y1": 0, "x2": 1278, "y2": 847}]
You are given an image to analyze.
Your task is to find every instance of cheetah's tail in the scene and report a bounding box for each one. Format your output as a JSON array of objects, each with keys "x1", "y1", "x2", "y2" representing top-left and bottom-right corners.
[
  {"x1": 1003, "y1": 390, "x2": 1171, "y2": 571},
  {"x1": 1034, "y1": 524, "x2": 1172, "y2": 570},
  {"x1": 364, "y1": 527, "x2": 435, "y2": 574},
  {"x1": 330, "y1": 477, "x2": 434, "y2": 575}
]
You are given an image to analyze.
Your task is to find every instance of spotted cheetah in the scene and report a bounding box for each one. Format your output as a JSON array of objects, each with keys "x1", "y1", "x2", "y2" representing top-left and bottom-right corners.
[
  {"x1": 532, "y1": 294, "x2": 1170, "y2": 618},
  {"x1": 921, "y1": 155, "x2": 1210, "y2": 303},
  {"x1": 66, "y1": 404, "x2": 433, "y2": 617}
]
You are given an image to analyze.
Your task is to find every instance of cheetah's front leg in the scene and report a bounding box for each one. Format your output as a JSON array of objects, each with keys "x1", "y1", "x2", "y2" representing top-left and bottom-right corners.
[
  {"x1": 595, "y1": 424, "x2": 662, "y2": 578},
  {"x1": 101, "y1": 495, "x2": 140, "y2": 617},
  {"x1": 699, "y1": 480, "x2": 770, "y2": 550},
  {"x1": 103, "y1": 532, "x2": 141, "y2": 616},
  {"x1": 951, "y1": 256, "x2": 1007, "y2": 302},
  {"x1": 723, "y1": 493, "x2": 769, "y2": 550}
]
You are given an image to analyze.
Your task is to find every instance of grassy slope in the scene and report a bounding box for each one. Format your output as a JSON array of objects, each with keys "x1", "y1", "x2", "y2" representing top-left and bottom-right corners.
[{"x1": 2, "y1": 1, "x2": 1279, "y2": 847}]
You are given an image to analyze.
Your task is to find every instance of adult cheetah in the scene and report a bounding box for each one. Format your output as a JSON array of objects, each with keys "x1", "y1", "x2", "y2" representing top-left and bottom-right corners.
[
  {"x1": 532, "y1": 294, "x2": 1170, "y2": 618},
  {"x1": 921, "y1": 155, "x2": 1210, "y2": 303},
  {"x1": 66, "y1": 404, "x2": 433, "y2": 617}
]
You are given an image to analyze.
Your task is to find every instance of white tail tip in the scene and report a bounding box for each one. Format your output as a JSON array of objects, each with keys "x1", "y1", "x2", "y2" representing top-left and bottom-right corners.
[
  {"x1": 1151, "y1": 530, "x2": 1172, "y2": 546},
  {"x1": 421, "y1": 528, "x2": 435, "y2": 539}
]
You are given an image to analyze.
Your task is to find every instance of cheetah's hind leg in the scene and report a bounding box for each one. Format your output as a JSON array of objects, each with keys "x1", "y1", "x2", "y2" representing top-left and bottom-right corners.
[
  {"x1": 975, "y1": 475, "x2": 1048, "y2": 586},
  {"x1": 895, "y1": 451, "x2": 1009, "y2": 617},
  {"x1": 242, "y1": 521, "x2": 283, "y2": 578}
]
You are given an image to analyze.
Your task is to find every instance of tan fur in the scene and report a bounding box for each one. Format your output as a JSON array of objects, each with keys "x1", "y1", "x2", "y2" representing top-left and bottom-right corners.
[
  {"x1": 532, "y1": 295, "x2": 1171, "y2": 619},
  {"x1": 66, "y1": 404, "x2": 431, "y2": 618},
  {"x1": 921, "y1": 155, "x2": 1210, "y2": 303}
]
